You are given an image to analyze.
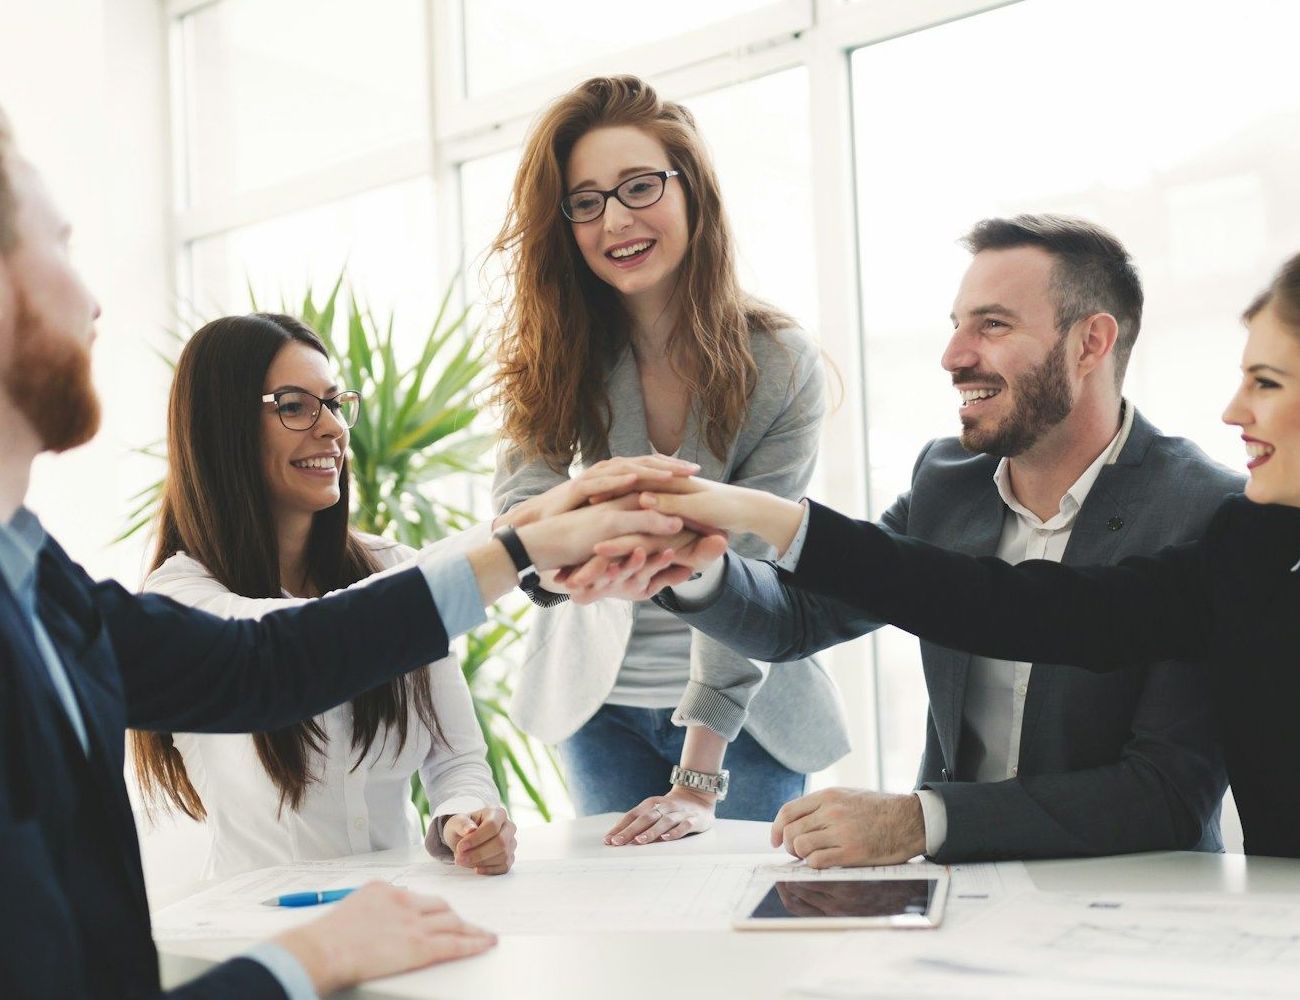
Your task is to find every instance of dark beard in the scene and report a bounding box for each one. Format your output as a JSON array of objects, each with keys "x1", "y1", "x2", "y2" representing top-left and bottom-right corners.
[
  {"x1": 959, "y1": 334, "x2": 1072, "y2": 457},
  {"x1": 2, "y1": 292, "x2": 100, "y2": 453}
]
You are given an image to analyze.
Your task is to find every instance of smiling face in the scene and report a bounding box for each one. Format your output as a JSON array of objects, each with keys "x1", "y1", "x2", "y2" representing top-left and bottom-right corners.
[
  {"x1": 944, "y1": 246, "x2": 1076, "y2": 457},
  {"x1": 260, "y1": 341, "x2": 349, "y2": 520},
  {"x1": 564, "y1": 125, "x2": 689, "y2": 307},
  {"x1": 1222, "y1": 304, "x2": 1300, "y2": 507}
]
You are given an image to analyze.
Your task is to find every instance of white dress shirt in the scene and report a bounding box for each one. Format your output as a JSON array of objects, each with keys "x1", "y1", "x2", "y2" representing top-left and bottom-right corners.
[
  {"x1": 915, "y1": 402, "x2": 1135, "y2": 852},
  {"x1": 671, "y1": 404, "x2": 1136, "y2": 857},
  {"x1": 142, "y1": 533, "x2": 499, "y2": 880}
]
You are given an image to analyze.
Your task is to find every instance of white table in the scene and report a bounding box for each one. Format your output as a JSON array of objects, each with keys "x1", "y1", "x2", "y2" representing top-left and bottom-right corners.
[{"x1": 157, "y1": 816, "x2": 1300, "y2": 999}]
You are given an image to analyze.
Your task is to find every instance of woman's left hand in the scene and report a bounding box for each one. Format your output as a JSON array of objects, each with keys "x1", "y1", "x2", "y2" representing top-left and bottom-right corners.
[
  {"x1": 604, "y1": 787, "x2": 716, "y2": 846},
  {"x1": 442, "y1": 807, "x2": 517, "y2": 875}
]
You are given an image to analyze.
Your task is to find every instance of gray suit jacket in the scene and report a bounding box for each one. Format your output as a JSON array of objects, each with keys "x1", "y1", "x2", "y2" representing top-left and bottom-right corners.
[
  {"x1": 493, "y1": 327, "x2": 849, "y2": 772},
  {"x1": 662, "y1": 409, "x2": 1239, "y2": 860}
]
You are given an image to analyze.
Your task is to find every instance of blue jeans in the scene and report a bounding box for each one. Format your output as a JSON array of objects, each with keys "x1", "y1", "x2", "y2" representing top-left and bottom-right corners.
[{"x1": 558, "y1": 704, "x2": 807, "y2": 821}]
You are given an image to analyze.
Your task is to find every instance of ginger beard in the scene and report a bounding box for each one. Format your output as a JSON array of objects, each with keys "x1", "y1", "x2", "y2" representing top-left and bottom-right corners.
[{"x1": 2, "y1": 288, "x2": 100, "y2": 453}]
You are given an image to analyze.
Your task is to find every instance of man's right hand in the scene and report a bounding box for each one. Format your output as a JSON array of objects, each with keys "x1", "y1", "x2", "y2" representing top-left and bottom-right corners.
[{"x1": 273, "y1": 882, "x2": 495, "y2": 995}]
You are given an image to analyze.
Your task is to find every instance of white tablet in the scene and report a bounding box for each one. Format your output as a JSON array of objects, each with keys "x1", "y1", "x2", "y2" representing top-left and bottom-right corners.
[{"x1": 733, "y1": 873, "x2": 949, "y2": 930}]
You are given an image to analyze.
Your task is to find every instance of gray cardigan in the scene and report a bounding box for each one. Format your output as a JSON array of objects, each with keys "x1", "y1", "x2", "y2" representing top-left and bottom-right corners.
[{"x1": 492, "y1": 327, "x2": 850, "y2": 773}]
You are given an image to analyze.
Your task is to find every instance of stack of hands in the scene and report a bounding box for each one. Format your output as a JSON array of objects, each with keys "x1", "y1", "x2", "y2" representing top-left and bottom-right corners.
[
  {"x1": 501, "y1": 458, "x2": 927, "y2": 868},
  {"x1": 498, "y1": 454, "x2": 733, "y2": 603}
]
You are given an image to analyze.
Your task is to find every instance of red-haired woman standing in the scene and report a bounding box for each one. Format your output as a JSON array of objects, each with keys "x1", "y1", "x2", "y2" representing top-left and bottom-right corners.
[{"x1": 490, "y1": 75, "x2": 848, "y2": 845}]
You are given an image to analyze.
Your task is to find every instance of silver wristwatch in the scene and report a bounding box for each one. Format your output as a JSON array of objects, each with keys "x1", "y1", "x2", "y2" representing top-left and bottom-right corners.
[{"x1": 669, "y1": 764, "x2": 729, "y2": 801}]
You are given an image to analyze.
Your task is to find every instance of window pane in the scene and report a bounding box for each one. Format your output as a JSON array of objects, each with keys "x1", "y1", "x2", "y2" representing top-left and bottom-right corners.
[
  {"x1": 689, "y1": 68, "x2": 818, "y2": 337},
  {"x1": 178, "y1": 0, "x2": 427, "y2": 205},
  {"x1": 185, "y1": 177, "x2": 439, "y2": 357},
  {"x1": 851, "y1": 0, "x2": 1300, "y2": 790},
  {"x1": 461, "y1": 147, "x2": 521, "y2": 312},
  {"x1": 462, "y1": 0, "x2": 779, "y2": 97}
]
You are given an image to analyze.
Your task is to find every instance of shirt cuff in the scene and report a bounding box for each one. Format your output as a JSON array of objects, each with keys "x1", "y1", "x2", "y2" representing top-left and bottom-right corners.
[
  {"x1": 915, "y1": 788, "x2": 948, "y2": 857},
  {"x1": 424, "y1": 795, "x2": 493, "y2": 859},
  {"x1": 241, "y1": 942, "x2": 317, "y2": 1000},
  {"x1": 665, "y1": 555, "x2": 727, "y2": 609},
  {"x1": 418, "y1": 553, "x2": 487, "y2": 640},
  {"x1": 774, "y1": 500, "x2": 811, "y2": 571}
]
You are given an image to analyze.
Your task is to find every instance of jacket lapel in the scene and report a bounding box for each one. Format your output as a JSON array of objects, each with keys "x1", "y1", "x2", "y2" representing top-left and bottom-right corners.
[
  {"x1": 0, "y1": 570, "x2": 87, "y2": 763},
  {"x1": 931, "y1": 471, "x2": 1005, "y2": 770},
  {"x1": 604, "y1": 345, "x2": 717, "y2": 476},
  {"x1": 604, "y1": 345, "x2": 646, "y2": 462},
  {"x1": 35, "y1": 548, "x2": 150, "y2": 916},
  {"x1": 1019, "y1": 409, "x2": 1154, "y2": 753}
]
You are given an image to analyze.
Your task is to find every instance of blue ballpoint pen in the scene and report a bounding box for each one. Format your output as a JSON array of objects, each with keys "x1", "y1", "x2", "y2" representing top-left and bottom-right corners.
[{"x1": 261, "y1": 887, "x2": 358, "y2": 908}]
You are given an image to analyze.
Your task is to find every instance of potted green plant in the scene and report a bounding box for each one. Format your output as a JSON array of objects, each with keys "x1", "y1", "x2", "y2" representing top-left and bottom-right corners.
[{"x1": 121, "y1": 274, "x2": 564, "y2": 821}]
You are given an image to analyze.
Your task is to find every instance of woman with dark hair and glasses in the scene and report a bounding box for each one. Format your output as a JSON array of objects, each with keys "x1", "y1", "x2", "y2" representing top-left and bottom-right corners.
[
  {"x1": 488, "y1": 74, "x2": 848, "y2": 849},
  {"x1": 130, "y1": 313, "x2": 516, "y2": 878},
  {"x1": 627, "y1": 252, "x2": 1300, "y2": 860}
]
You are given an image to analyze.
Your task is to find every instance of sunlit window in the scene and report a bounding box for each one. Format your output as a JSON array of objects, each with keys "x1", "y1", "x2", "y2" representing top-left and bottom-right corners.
[
  {"x1": 852, "y1": 0, "x2": 1300, "y2": 789},
  {"x1": 460, "y1": 0, "x2": 781, "y2": 97},
  {"x1": 185, "y1": 177, "x2": 439, "y2": 357},
  {"x1": 176, "y1": 0, "x2": 427, "y2": 205}
]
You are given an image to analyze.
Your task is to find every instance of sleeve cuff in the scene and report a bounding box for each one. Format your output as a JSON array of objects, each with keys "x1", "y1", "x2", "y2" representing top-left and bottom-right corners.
[
  {"x1": 241, "y1": 942, "x2": 317, "y2": 1000},
  {"x1": 665, "y1": 555, "x2": 727, "y2": 608},
  {"x1": 774, "y1": 500, "x2": 811, "y2": 571},
  {"x1": 915, "y1": 788, "x2": 948, "y2": 857},
  {"x1": 423, "y1": 795, "x2": 492, "y2": 859},
  {"x1": 418, "y1": 553, "x2": 487, "y2": 640},
  {"x1": 672, "y1": 680, "x2": 746, "y2": 741}
]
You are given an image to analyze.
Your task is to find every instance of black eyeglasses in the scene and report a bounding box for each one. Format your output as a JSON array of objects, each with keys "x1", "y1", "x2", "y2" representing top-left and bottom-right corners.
[
  {"x1": 560, "y1": 170, "x2": 680, "y2": 224},
  {"x1": 260, "y1": 389, "x2": 362, "y2": 431}
]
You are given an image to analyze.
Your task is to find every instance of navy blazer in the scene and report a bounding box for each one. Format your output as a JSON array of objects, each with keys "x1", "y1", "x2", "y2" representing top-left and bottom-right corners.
[{"x1": 0, "y1": 535, "x2": 448, "y2": 999}]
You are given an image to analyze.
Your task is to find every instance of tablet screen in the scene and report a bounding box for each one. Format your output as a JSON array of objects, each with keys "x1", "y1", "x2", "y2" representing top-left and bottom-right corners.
[{"x1": 748, "y1": 878, "x2": 940, "y2": 921}]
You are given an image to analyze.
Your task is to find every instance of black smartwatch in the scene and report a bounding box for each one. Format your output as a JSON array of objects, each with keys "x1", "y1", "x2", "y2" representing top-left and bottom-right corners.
[{"x1": 492, "y1": 525, "x2": 540, "y2": 591}]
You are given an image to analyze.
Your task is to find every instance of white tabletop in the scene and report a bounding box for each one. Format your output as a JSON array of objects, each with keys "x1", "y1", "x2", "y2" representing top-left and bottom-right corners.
[{"x1": 157, "y1": 816, "x2": 1300, "y2": 999}]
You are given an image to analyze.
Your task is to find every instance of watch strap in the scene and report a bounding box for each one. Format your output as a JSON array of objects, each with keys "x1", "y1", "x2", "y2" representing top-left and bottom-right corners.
[
  {"x1": 669, "y1": 764, "x2": 729, "y2": 801},
  {"x1": 492, "y1": 525, "x2": 540, "y2": 590}
]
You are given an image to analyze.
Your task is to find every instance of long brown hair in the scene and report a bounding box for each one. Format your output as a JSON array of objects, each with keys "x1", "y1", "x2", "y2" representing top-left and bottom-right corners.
[
  {"x1": 489, "y1": 74, "x2": 794, "y2": 468},
  {"x1": 130, "y1": 313, "x2": 442, "y2": 819}
]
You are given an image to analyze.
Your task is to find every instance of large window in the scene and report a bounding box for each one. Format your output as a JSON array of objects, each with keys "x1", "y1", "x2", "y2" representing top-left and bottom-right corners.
[
  {"x1": 177, "y1": 0, "x2": 428, "y2": 206},
  {"x1": 851, "y1": 0, "x2": 1300, "y2": 790},
  {"x1": 185, "y1": 177, "x2": 440, "y2": 350},
  {"x1": 459, "y1": 0, "x2": 793, "y2": 98}
]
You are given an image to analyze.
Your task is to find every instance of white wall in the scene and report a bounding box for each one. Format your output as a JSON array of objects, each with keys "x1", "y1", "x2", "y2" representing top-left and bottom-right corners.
[
  {"x1": 1, "y1": 0, "x2": 174, "y2": 585},
  {"x1": 1, "y1": 0, "x2": 210, "y2": 901}
]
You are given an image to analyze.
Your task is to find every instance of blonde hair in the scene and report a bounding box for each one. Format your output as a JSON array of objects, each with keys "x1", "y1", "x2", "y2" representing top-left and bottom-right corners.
[{"x1": 488, "y1": 75, "x2": 792, "y2": 468}]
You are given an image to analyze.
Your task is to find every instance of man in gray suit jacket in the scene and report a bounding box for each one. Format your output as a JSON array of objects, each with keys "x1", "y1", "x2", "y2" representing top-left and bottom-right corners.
[{"x1": 658, "y1": 215, "x2": 1240, "y2": 863}]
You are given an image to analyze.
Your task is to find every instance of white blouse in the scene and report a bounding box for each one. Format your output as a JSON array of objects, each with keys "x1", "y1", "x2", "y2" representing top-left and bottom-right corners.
[{"x1": 142, "y1": 532, "x2": 499, "y2": 880}]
